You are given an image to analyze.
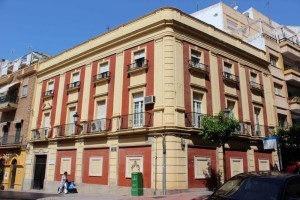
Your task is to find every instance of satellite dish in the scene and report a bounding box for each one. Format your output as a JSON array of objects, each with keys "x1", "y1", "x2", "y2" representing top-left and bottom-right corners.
[{"x1": 233, "y1": 6, "x2": 238, "y2": 10}]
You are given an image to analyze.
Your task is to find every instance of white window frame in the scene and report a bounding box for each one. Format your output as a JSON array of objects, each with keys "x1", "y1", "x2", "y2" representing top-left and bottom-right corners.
[
  {"x1": 270, "y1": 56, "x2": 278, "y2": 67},
  {"x1": 48, "y1": 82, "x2": 54, "y2": 91},
  {"x1": 89, "y1": 156, "x2": 103, "y2": 176},
  {"x1": 230, "y1": 158, "x2": 244, "y2": 177},
  {"x1": 21, "y1": 84, "x2": 28, "y2": 97},
  {"x1": 191, "y1": 50, "x2": 201, "y2": 66},
  {"x1": 72, "y1": 72, "x2": 80, "y2": 83},
  {"x1": 133, "y1": 93, "x2": 144, "y2": 128},
  {"x1": 194, "y1": 156, "x2": 211, "y2": 179},
  {"x1": 99, "y1": 62, "x2": 109, "y2": 73},
  {"x1": 193, "y1": 93, "x2": 202, "y2": 128},
  {"x1": 258, "y1": 159, "x2": 270, "y2": 171},
  {"x1": 133, "y1": 50, "x2": 145, "y2": 68},
  {"x1": 250, "y1": 73, "x2": 257, "y2": 83},
  {"x1": 60, "y1": 157, "x2": 72, "y2": 174},
  {"x1": 274, "y1": 83, "x2": 282, "y2": 96},
  {"x1": 125, "y1": 156, "x2": 143, "y2": 178}
]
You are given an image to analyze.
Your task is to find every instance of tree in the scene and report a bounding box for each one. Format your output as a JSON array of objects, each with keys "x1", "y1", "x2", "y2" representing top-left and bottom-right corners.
[
  {"x1": 200, "y1": 111, "x2": 239, "y2": 183},
  {"x1": 277, "y1": 125, "x2": 300, "y2": 148}
]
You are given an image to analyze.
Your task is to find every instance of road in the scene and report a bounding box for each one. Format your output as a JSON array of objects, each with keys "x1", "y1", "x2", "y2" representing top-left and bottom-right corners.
[{"x1": 0, "y1": 191, "x2": 58, "y2": 200}]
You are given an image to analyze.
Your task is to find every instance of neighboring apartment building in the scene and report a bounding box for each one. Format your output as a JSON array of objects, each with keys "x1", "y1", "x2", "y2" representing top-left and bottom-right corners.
[
  {"x1": 24, "y1": 7, "x2": 277, "y2": 194},
  {"x1": 191, "y1": 2, "x2": 300, "y2": 129},
  {"x1": 0, "y1": 52, "x2": 49, "y2": 190}
]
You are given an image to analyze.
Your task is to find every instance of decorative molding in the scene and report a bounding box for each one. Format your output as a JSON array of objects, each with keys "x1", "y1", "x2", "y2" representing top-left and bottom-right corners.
[
  {"x1": 128, "y1": 83, "x2": 146, "y2": 91},
  {"x1": 66, "y1": 100, "x2": 78, "y2": 105},
  {"x1": 190, "y1": 83, "x2": 207, "y2": 92},
  {"x1": 225, "y1": 92, "x2": 239, "y2": 100},
  {"x1": 252, "y1": 100, "x2": 263, "y2": 106},
  {"x1": 93, "y1": 92, "x2": 108, "y2": 99}
]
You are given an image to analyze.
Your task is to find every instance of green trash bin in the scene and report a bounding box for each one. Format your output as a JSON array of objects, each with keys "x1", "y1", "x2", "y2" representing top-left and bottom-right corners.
[{"x1": 131, "y1": 172, "x2": 143, "y2": 196}]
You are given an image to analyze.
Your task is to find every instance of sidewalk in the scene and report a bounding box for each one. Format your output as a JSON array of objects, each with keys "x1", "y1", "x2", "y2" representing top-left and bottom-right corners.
[{"x1": 38, "y1": 191, "x2": 212, "y2": 200}]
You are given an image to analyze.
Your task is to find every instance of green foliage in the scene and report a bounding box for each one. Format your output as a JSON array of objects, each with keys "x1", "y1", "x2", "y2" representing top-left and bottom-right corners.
[
  {"x1": 200, "y1": 111, "x2": 240, "y2": 145},
  {"x1": 277, "y1": 125, "x2": 300, "y2": 148}
]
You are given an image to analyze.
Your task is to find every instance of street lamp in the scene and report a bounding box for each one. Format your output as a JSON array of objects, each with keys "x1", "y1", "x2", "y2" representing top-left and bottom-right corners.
[{"x1": 73, "y1": 112, "x2": 79, "y2": 125}]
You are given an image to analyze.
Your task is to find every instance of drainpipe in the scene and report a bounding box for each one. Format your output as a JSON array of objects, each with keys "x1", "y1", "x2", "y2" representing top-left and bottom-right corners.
[
  {"x1": 162, "y1": 134, "x2": 166, "y2": 196},
  {"x1": 154, "y1": 136, "x2": 157, "y2": 195}
]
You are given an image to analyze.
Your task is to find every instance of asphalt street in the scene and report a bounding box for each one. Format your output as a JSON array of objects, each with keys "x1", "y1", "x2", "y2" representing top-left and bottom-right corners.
[{"x1": 0, "y1": 191, "x2": 58, "y2": 200}]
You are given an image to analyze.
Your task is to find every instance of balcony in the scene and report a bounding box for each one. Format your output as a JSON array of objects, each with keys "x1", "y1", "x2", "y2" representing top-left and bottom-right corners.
[
  {"x1": 66, "y1": 81, "x2": 80, "y2": 92},
  {"x1": 0, "y1": 94, "x2": 18, "y2": 112},
  {"x1": 86, "y1": 118, "x2": 111, "y2": 133},
  {"x1": 119, "y1": 112, "x2": 152, "y2": 130},
  {"x1": 93, "y1": 71, "x2": 111, "y2": 84},
  {"x1": 31, "y1": 128, "x2": 52, "y2": 140},
  {"x1": 0, "y1": 135, "x2": 22, "y2": 146},
  {"x1": 43, "y1": 90, "x2": 54, "y2": 99},
  {"x1": 252, "y1": 124, "x2": 270, "y2": 137},
  {"x1": 127, "y1": 59, "x2": 148, "y2": 75},
  {"x1": 250, "y1": 81, "x2": 264, "y2": 94},
  {"x1": 185, "y1": 112, "x2": 206, "y2": 128},
  {"x1": 188, "y1": 60, "x2": 209, "y2": 76},
  {"x1": 234, "y1": 122, "x2": 252, "y2": 136},
  {"x1": 222, "y1": 72, "x2": 239, "y2": 85},
  {"x1": 56, "y1": 123, "x2": 81, "y2": 137},
  {"x1": 288, "y1": 97, "x2": 300, "y2": 114},
  {"x1": 284, "y1": 65, "x2": 300, "y2": 87},
  {"x1": 278, "y1": 37, "x2": 300, "y2": 61}
]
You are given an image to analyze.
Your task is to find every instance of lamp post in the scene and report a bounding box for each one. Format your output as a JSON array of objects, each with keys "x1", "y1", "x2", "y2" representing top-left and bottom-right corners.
[{"x1": 73, "y1": 112, "x2": 81, "y2": 134}]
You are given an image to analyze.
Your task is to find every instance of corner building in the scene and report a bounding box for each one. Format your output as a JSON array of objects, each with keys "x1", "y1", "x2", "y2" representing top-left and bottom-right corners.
[{"x1": 25, "y1": 7, "x2": 278, "y2": 194}]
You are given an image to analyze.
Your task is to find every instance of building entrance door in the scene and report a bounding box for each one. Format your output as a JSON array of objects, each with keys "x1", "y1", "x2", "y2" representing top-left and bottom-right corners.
[{"x1": 33, "y1": 155, "x2": 47, "y2": 189}]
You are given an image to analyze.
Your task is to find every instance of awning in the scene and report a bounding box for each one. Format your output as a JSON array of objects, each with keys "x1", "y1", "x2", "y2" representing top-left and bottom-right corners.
[{"x1": 0, "y1": 82, "x2": 20, "y2": 94}]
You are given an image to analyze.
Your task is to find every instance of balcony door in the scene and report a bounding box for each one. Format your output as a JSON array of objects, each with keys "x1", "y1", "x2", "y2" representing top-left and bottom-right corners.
[
  {"x1": 96, "y1": 101, "x2": 106, "y2": 130},
  {"x1": 2, "y1": 125, "x2": 8, "y2": 145},
  {"x1": 43, "y1": 113, "x2": 50, "y2": 138},
  {"x1": 254, "y1": 107, "x2": 261, "y2": 135},
  {"x1": 14, "y1": 123, "x2": 21, "y2": 144},
  {"x1": 68, "y1": 108, "x2": 76, "y2": 135},
  {"x1": 193, "y1": 93, "x2": 202, "y2": 128},
  {"x1": 133, "y1": 93, "x2": 143, "y2": 128},
  {"x1": 134, "y1": 50, "x2": 145, "y2": 68}
]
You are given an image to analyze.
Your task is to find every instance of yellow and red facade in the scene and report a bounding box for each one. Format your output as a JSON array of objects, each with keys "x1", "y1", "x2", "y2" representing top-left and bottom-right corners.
[{"x1": 23, "y1": 7, "x2": 278, "y2": 194}]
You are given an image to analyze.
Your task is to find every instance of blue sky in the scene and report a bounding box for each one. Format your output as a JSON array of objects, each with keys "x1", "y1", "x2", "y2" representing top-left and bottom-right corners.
[{"x1": 1, "y1": 0, "x2": 299, "y2": 60}]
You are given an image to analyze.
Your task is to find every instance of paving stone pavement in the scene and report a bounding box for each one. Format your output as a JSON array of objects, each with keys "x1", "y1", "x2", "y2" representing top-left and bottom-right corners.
[{"x1": 38, "y1": 191, "x2": 213, "y2": 200}]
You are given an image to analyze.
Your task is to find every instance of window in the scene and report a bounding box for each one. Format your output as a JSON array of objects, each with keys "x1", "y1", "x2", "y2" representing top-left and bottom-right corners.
[
  {"x1": 15, "y1": 123, "x2": 21, "y2": 143},
  {"x1": 191, "y1": 50, "x2": 201, "y2": 67},
  {"x1": 21, "y1": 85, "x2": 28, "y2": 97},
  {"x1": 193, "y1": 93, "x2": 202, "y2": 128},
  {"x1": 68, "y1": 107, "x2": 76, "y2": 135},
  {"x1": 125, "y1": 156, "x2": 143, "y2": 178},
  {"x1": 72, "y1": 72, "x2": 79, "y2": 83},
  {"x1": 134, "y1": 50, "x2": 145, "y2": 68},
  {"x1": 60, "y1": 157, "x2": 71, "y2": 174},
  {"x1": 48, "y1": 82, "x2": 54, "y2": 91},
  {"x1": 194, "y1": 156, "x2": 211, "y2": 179},
  {"x1": 270, "y1": 56, "x2": 278, "y2": 67},
  {"x1": 258, "y1": 159, "x2": 270, "y2": 171},
  {"x1": 99, "y1": 62, "x2": 109, "y2": 78},
  {"x1": 278, "y1": 114, "x2": 287, "y2": 129},
  {"x1": 43, "y1": 113, "x2": 50, "y2": 138},
  {"x1": 96, "y1": 101, "x2": 106, "y2": 130},
  {"x1": 223, "y1": 62, "x2": 233, "y2": 79},
  {"x1": 230, "y1": 158, "x2": 244, "y2": 177},
  {"x1": 274, "y1": 83, "x2": 282, "y2": 96},
  {"x1": 89, "y1": 157, "x2": 103, "y2": 176},
  {"x1": 227, "y1": 100, "x2": 235, "y2": 118},
  {"x1": 227, "y1": 19, "x2": 238, "y2": 30},
  {"x1": 250, "y1": 73, "x2": 257, "y2": 83},
  {"x1": 254, "y1": 107, "x2": 261, "y2": 136},
  {"x1": 133, "y1": 93, "x2": 144, "y2": 128}
]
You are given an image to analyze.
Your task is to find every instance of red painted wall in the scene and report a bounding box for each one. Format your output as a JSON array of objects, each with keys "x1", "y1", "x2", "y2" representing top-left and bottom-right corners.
[
  {"x1": 76, "y1": 66, "x2": 85, "y2": 124},
  {"x1": 107, "y1": 55, "x2": 116, "y2": 130},
  {"x1": 60, "y1": 71, "x2": 71, "y2": 125},
  {"x1": 55, "y1": 150, "x2": 77, "y2": 182},
  {"x1": 254, "y1": 151, "x2": 272, "y2": 171},
  {"x1": 245, "y1": 67, "x2": 254, "y2": 125},
  {"x1": 259, "y1": 73, "x2": 269, "y2": 136},
  {"x1": 233, "y1": 62, "x2": 243, "y2": 121},
  {"x1": 49, "y1": 76, "x2": 60, "y2": 137},
  {"x1": 225, "y1": 150, "x2": 248, "y2": 180},
  {"x1": 118, "y1": 146, "x2": 151, "y2": 188},
  {"x1": 82, "y1": 148, "x2": 109, "y2": 185},
  {"x1": 88, "y1": 61, "x2": 98, "y2": 122},
  {"x1": 217, "y1": 55, "x2": 226, "y2": 110},
  {"x1": 188, "y1": 146, "x2": 217, "y2": 188},
  {"x1": 37, "y1": 80, "x2": 47, "y2": 128}
]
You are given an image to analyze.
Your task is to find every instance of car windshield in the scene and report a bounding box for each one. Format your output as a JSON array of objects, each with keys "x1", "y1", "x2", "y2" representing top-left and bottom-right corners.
[{"x1": 213, "y1": 176, "x2": 282, "y2": 200}]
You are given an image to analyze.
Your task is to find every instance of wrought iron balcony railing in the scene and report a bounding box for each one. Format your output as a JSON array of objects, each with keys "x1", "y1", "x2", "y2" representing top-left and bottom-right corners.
[
  {"x1": 223, "y1": 72, "x2": 239, "y2": 83},
  {"x1": 56, "y1": 123, "x2": 81, "y2": 137},
  {"x1": 127, "y1": 59, "x2": 148, "y2": 72},
  {"x1": 185, "y1": 112, "x2": 206, "y2": 128},
  {"x1": 86, "y1": 118, "x2": 111, "y2": 133},
  {"x1": 66, "y1": 81, "x2": 81, "y2": 90},
  {"x1": 0, "y1": 93, "x2": 18, "y2": 104},
  {"x1": 235, "y1": 122, "x2": 252, "y2": 135},
  {"x1": 93, "y1": 71, "x2": 111, "y2": 82},
  {"x1": 119, "y1": 112, "x2": 152, "y2": 129},
  {"x1": 43, "y1": 90, "x2": 54, "y2": 97},
  {"x1": 188, "y1": 60, "x2": 209, "y2": 73},
  {"x1": 32, "y1": 128, "x2": 52, "y2": 140},
  {"x1": 0, "y1": 135, "x2": 22, "y2": 145},
  {"x1": 284, "y1": 65, "x2": 300, "y2": 72},
  {"x1": 250, "y1": 81, "x2": 264, "y2": 92},
  {"x1": 279, "y1": 37, "x2": 300, "y2": 47}
]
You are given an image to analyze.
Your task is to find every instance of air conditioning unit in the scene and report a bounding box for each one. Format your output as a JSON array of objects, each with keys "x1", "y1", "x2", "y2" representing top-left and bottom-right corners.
[
  {"x1": 144, "y1": 96, "x2": 155, "y2": 104},
  {"x1": 235, "y1": 123, "x2": 244, "y2": 133},
  {"x1": 91, "y1": 121, "x2": 102, "y2": 133}
]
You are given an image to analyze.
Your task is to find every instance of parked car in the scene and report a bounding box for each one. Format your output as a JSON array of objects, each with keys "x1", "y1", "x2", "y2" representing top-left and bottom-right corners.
[
  {"x1": 206, "y1": 171, "x2": 300, "y2": 200},
  {"x1": 286, "y1": 161, "x2": 300, "y2": 174}
]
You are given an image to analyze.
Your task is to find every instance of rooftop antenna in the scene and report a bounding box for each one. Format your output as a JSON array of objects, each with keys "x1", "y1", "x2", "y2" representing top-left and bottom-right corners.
[{"x1": 106, "y1": 25, "x2": 110, "y2": 32}]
